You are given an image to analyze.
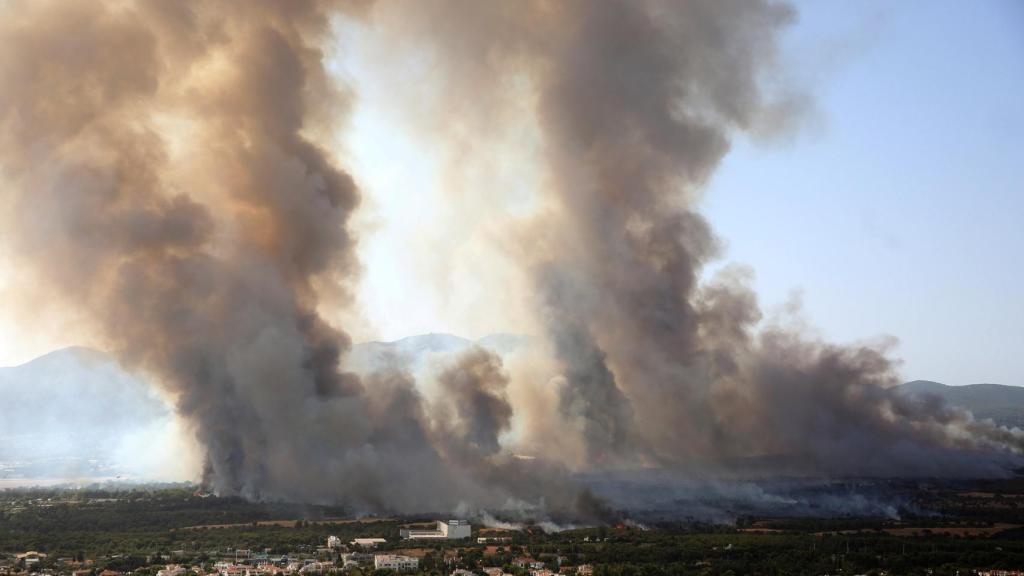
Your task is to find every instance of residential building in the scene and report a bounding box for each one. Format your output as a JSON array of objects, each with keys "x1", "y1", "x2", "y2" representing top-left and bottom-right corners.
[
  {"x1": 373, "y1": 555, "x2": 419, "y2": 572},
  {"x1": 157, "y1": 565, "x2": 186, "y2": 576},
  {"x1": 513, "y1": 558, "x2": 546, "y2": 571},
  {"x1": 341, "y1": 552, "x2": 374, "y2": 569}
]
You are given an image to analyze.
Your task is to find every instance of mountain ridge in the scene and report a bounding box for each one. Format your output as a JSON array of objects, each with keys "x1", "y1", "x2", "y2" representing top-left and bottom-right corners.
[
  {"x1": 2, "y1": 341, "x2": 1020, "y2": 480},
  {"x1": 896, "y1": 380, "x2": 1024, "y2": 428}
]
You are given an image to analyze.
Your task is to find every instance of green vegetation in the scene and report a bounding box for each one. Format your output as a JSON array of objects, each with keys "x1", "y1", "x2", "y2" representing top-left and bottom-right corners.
[{"x1": 3, "y1": 483, "x2": 1024, "y2": 576}]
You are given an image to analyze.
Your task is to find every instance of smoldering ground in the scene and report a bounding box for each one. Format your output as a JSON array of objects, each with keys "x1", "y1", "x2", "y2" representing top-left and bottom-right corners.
[{"x1": 0, "y1": 0, "x2": 1022, "y2": 523}]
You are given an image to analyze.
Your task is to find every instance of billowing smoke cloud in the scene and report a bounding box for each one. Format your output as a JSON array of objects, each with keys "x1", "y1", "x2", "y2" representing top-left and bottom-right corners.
[
  {"x1": 432, "y1": 347, "x2": 513, "y2": 457},
  {"x1": 0, "y1": 0, "x2": 374, "y2": 502},
  {"x1": 1, "y1": 0, "x2": 1022, "y2": 523},
  {"x1": 0, "y1": 0, "x2": 607, "y2": 519},
  {"x1": 366, "y1": 0, "x2": 1024, "y2": 477}
]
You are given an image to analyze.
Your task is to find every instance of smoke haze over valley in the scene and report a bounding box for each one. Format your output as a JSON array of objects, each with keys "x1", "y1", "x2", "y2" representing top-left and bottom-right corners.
[
  {"x1": 0, "y1": 0, "x2": 1022, "y2": 524},
  {"x1": 3, "y1": 340, "x2": 1023, "y2": 522}
]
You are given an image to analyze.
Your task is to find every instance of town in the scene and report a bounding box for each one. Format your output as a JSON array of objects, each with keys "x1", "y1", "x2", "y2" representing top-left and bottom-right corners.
[
  {"x1": 1, "y1": 518, "x2": 593, "y2": 576},
  {"x1": 6, "y1": 486, "x2": 1024, "y2": 576}
]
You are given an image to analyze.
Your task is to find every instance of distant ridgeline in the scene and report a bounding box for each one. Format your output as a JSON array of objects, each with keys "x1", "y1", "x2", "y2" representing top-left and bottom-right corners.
[
  {"x1": 1, "y1": 338, "x2": 1019, "y2": 483},
  {"x1": 897, "y1": 380, "x2": 1024, "y2": 429},
  {"x1": 0, "y1": 335, "x2": 531, "y2": 482},
  {"x1": 0, "y1": 347, "x2": 170, "y2": 479}
]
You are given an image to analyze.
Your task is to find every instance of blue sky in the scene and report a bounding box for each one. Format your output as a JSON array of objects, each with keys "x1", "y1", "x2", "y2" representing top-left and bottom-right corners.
[{"x1": 703, "y1": 0, "x2": 1024, "y2": 385}]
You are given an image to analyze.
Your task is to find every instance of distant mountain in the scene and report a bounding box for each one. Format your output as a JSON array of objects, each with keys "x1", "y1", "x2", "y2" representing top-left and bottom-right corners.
[
  {"x1": 0, "y1": 334, "x2": 531, "y2": 482},
  {"x1": 897, "y1": 380, "x2": 1024, "y2": 429},
  {"x1": 4, "y1": 341, "x2": 1021, "y2": 484},
  {"x1": 0, "y1": 347, "x2": 172, "y2": 479}
]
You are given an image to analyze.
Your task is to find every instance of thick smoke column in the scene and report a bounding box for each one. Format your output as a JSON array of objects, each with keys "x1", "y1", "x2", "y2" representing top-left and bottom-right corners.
[
  {"x1": 1, "y1": 0, "x2": 1022, "y2": 520},
  {"x1": 0, "y1": 0, "x2": 375, "y2": 502},
  {"x1": 433, "y1": 348, "x2": 513, "y2": 457},
  {"x1": 371, "y1": 0, "x2": 1024, "y2": 476},
  {"x1": 0, "y1": 0, "x2": 601, "y2": 518}
]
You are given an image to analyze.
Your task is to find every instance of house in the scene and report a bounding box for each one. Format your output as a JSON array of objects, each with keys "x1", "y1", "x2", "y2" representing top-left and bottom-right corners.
[
  {"x1": 373, "y1": 555, "x2": 419, "y2": 572},
  {"x1": 16, "y1": 553, "x2": 47, "y2": 568},
  {"x1": 513, "y1": 558, "x2": 545, "y2": 571},
  {"x1": 247, "y1": 566, "x2": 283, "y2": 576},
  {"x1": 157, "y1": 565, "x2": 186, "y2": 576},
  {"x1": 340, "y1": 553, "x2": 374, "y2": 569},
  {"x1": 217, "y1": 564, "x2": 246, "y2": 576}
]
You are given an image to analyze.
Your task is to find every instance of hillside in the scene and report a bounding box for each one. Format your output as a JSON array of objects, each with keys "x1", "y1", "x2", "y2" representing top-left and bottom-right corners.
[
  {"x1": 0, "y1": 335, "x2": 530, "y2": 483},
  {"x1": 0, "y1": 347, "x2": 172, "y2": 480},
  {"x1": 4, "y1": 341, "x2": 1018, "y2": 485},
  {"x1": 897, "y1": 380, "x2": 1024, "y2": 428}
]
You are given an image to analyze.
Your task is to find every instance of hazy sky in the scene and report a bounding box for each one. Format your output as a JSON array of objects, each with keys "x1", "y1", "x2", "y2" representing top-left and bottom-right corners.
[
  {"x1": 0, "y1": 1, "x2": 1020, "y2": 388},
  {"x1": 344, "y1": 0, "x2": 1023, "y2": 386},
  {"x1": 703, "y1": 0, "x2": 1023, "y2": 386}
]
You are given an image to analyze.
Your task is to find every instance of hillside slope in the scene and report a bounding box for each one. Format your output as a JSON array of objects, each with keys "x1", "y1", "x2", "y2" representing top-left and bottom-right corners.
[{"x1": 897, "y1": 380, "x2": 1024, "y2": 428}]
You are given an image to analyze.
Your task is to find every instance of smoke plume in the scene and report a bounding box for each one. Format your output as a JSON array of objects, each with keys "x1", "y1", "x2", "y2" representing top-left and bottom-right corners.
[
  {"x1": 366, "y1": 0, "x2": 1024, "y2": 476},
  {"x1": 0, "y1": 0, "x2": 1021, "y2": 522}
]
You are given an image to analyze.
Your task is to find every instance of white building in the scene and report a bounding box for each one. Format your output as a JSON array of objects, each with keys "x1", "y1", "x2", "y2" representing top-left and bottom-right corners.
[
  {"x1": 440, "y1": 520, "x2": 471, "y2": 538},
  {"x1": 16, "y1": 553, "x2": 46, "y2": 568},
  {"x1": 216, "y1": 564, "x2": 246, "y2": 576},
  {"x1": 327, "y1": 536, "x2": 343, "y2": 550},
  {"x1": 400, "y1": 520, "x2": 471, "y2": 540},
  {"x1": 157, "y1": 566, "x2": 186, "y2": 576},
  {"x1": 350, "y1": 538, "x2": 387, "y2": 548},
  {"x1": 373, "y1": 555, "x2": 419, "y2": 572}
]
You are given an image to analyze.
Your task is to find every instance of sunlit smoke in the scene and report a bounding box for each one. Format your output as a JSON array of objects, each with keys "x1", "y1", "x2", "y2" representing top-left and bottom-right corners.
[{"x1": 0, "y1": 0, "x2": 1021, "y2": 522}]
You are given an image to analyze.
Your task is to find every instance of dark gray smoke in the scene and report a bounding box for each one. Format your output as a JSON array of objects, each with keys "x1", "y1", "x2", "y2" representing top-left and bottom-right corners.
[
  {"x1": 370, "y1": 0, "x2": 1024, "y2": 476},
  {"x1": 1, "y1": 0, "x2": 1022, "y2": 523},
  {"x1": 0, "y1": 0, "x2": 605, "y2": 519},
  {"x1": 433, "y1": 347, "x2": 513, "y2": 457}
]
